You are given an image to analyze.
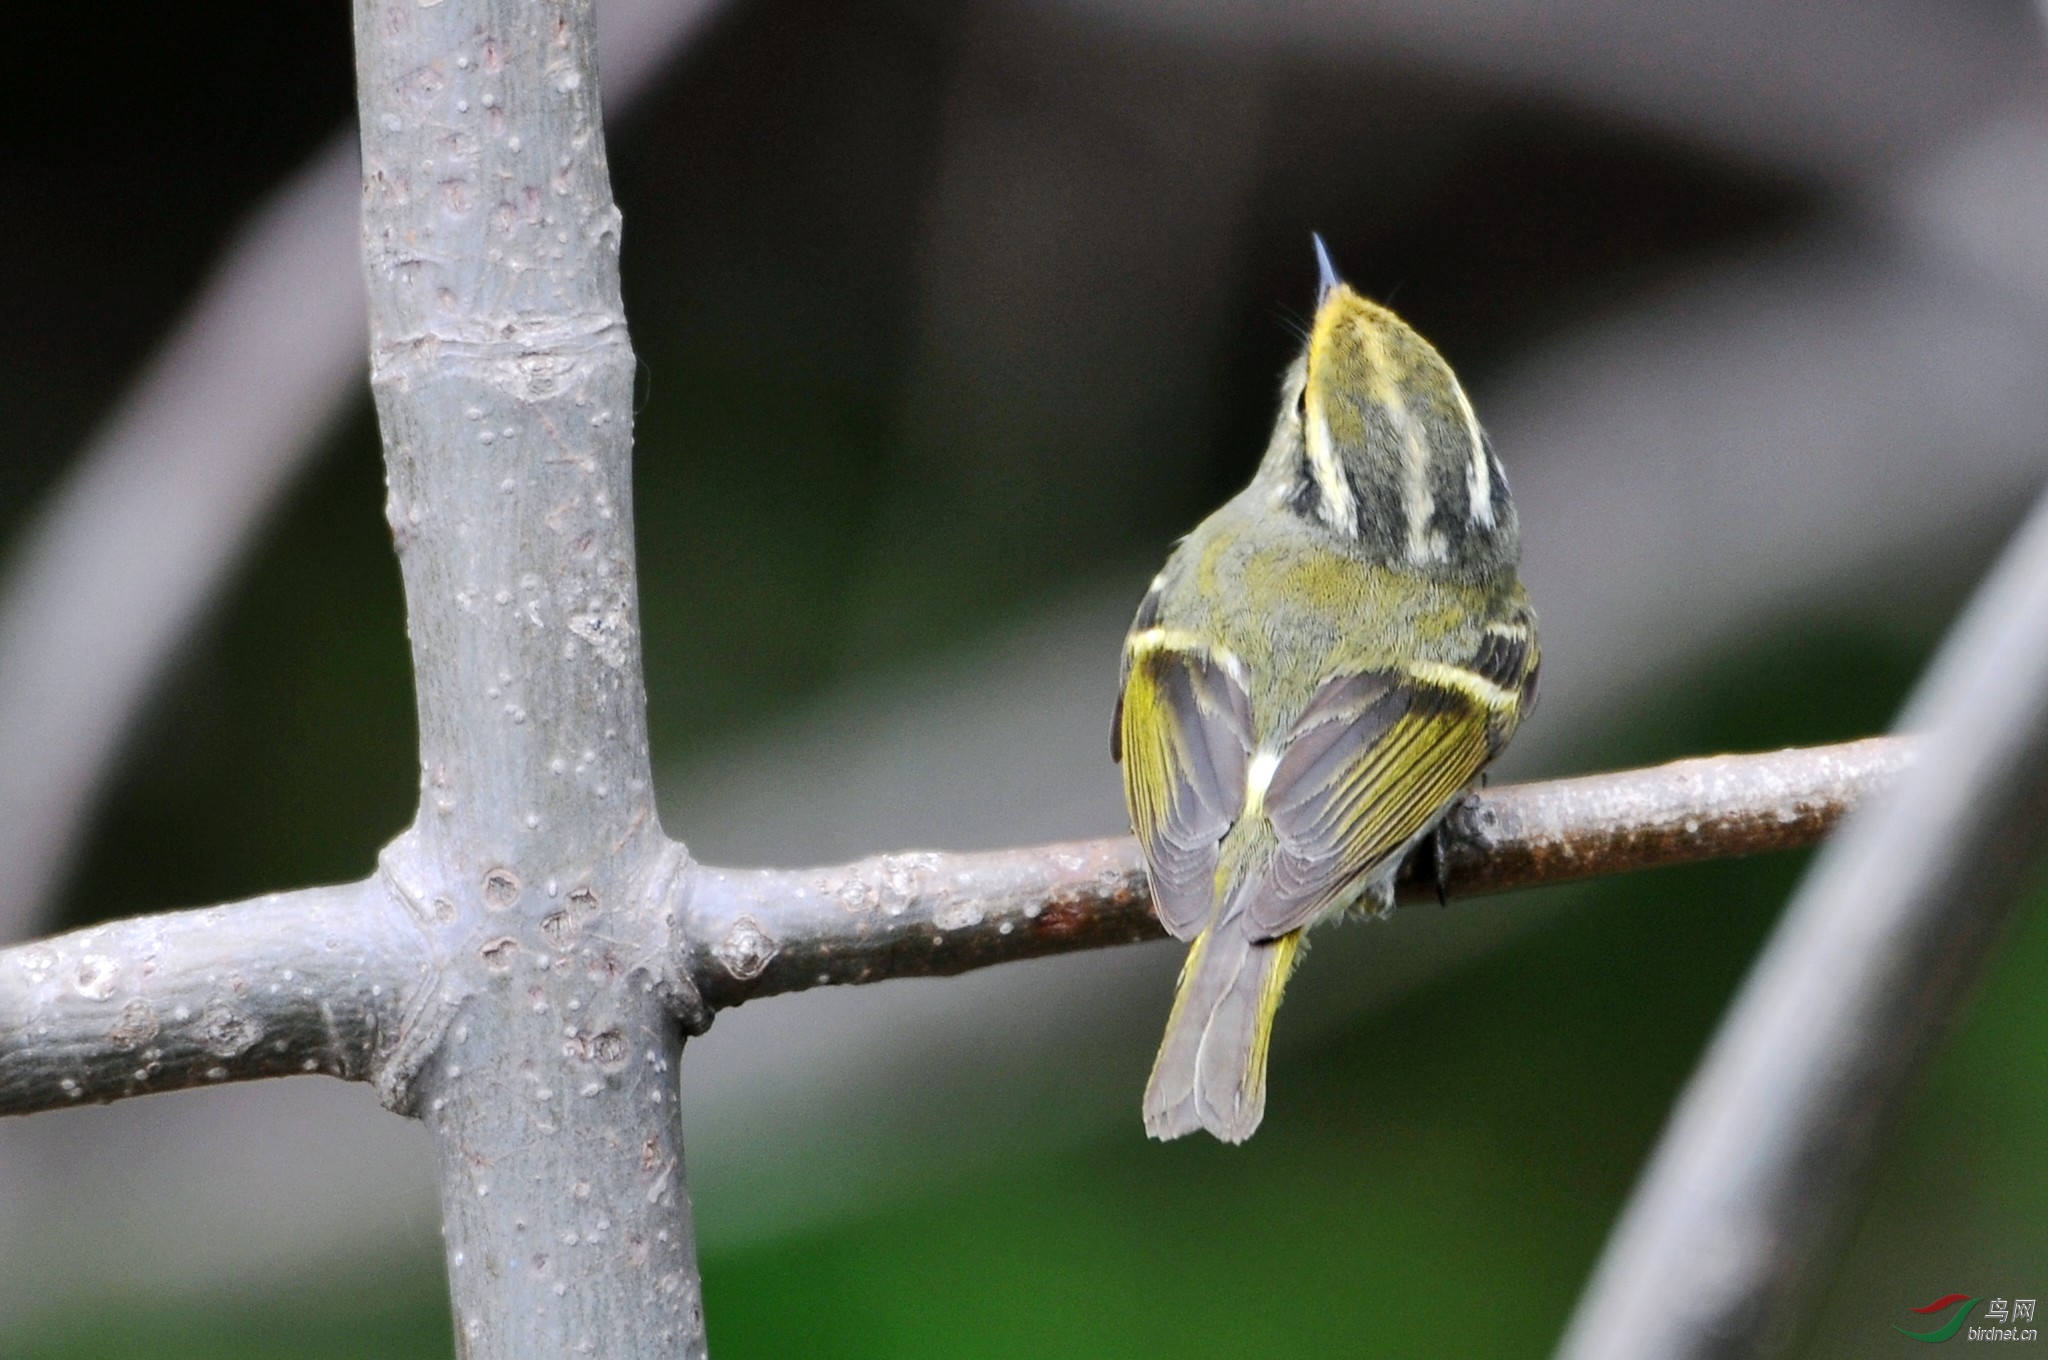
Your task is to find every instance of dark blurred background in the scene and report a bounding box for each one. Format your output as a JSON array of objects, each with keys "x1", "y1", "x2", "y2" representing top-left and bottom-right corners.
[{"x1": 2, "y1": 0, "x2": 2045, "y2": 1355}]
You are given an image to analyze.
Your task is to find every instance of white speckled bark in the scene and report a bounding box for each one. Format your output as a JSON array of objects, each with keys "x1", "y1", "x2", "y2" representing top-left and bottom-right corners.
[{"x1": 352, "y1": 0, "x2": 706, "y2": 1353}]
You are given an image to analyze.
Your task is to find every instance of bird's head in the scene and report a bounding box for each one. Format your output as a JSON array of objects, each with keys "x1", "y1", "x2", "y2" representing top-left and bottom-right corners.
[{"x1": 1259, "y1": 236, "x2": 1517, "y2": 578}]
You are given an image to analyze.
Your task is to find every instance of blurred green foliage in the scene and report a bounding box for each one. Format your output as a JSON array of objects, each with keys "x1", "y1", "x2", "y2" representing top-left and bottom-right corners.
[
  {"x1": 20, "y1": 620, "x2": 2047, "y2": 1358},
  {"x1": 9, "y1": 1273, "x2": 450, "y2": 1360}
]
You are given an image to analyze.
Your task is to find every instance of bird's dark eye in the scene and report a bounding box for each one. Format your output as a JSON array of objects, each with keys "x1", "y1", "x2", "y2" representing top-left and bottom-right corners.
[{"x1": 1295, "y1": 385, "x2": 1308, "y2": 421}]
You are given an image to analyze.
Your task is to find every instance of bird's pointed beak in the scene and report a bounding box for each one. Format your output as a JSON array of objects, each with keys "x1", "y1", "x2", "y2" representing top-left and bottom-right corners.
[{"x1": 1312, "y1": 233, "x2": 1340, "y2": 309}]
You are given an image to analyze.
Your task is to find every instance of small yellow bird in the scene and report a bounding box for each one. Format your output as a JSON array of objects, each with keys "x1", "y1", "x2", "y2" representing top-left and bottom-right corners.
[{"x1": 1113, "y1": 238, "x2": 1538, "y2": 1142}]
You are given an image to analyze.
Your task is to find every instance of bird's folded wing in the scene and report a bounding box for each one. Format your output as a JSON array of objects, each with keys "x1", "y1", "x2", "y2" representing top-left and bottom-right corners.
[
  {"x1": 1246, "y1": 667, "x2": 1499, "y2": 938},
  {"x1": 1115, "y1": 639, "x2": 1255, "y2": 940}
]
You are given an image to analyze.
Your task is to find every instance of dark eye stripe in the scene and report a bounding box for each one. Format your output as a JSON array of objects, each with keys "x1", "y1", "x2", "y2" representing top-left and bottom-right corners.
[
  {"x1": 1287, "y1": 453, "x2": 1323, "y2": 522},
  {"x1": 1345, "y1": 465, "x2": 1371, "y2": 539}
]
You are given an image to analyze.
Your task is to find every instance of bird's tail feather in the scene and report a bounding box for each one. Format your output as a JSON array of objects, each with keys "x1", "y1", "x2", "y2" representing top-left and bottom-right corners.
[{"x1": 1142, "y1": 925, "x2": 1302, "y2": 1143}]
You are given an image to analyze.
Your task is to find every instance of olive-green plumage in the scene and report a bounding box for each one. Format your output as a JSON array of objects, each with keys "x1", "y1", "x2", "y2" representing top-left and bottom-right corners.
[{"x1": 1113, "y1": 241, "x2": 1538, "y2": 1143}]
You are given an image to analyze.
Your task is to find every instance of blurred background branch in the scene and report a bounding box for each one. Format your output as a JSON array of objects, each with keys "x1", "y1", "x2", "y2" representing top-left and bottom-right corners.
[{"x1": 1561, "y1": 488, "x2": 2048, "y2": 1359}]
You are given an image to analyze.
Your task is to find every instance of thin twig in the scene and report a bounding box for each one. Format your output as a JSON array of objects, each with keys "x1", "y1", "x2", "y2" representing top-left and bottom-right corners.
[
  {"x1": 681, "y1": 736, "x2": 1912, "y2": 1009},
  {"x1": 1557, "y1": 486, "x2": 2048, "y2": 1360},
  {"x1": 0, "y1": 879, "x2": 415, "y2": 1116}
]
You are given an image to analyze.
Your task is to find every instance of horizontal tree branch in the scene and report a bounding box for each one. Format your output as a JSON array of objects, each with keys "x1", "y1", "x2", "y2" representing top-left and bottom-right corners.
[
  {"x1": 0, "y1": 877, "x2": 419, "y2": 1117},
  {"x1": 1427, "y1": 735, "x2": 1913, "y2": 895},
  {"x1": 680, "y1": 735, "x2": 1913, "y2": 1009},
  {"x1": 0, "y1": 736, "x2": 1913, "y2": 1115}
]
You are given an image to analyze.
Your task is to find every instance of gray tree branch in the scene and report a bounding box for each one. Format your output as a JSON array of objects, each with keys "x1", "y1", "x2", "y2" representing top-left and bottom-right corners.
[
  {"x1": 349, "y1": 1, "x2": 709, "y2": 1354},
  {"x1": 1558, "y1": 486, "x2": 2048, "y2": 1360},
  {"x1": 0, "y1": 879, "x2": 412, "y2": 1116},
  {"x1": 680, "y1": 737, "x2": 1911, "y2": 1010},
  {"x1": 0, "y1": 0, "x2": 728, "y2": 948},
  {"x1": 0, "y1": 736, "x2": 1911, "y2": 1121}
]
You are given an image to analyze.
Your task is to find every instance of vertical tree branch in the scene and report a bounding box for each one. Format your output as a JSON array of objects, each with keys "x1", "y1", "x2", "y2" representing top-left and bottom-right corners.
[
  {"x1": 1557, "y1": 485, "x2": 2048, "y2": 1359},
  {"x1": 0, "y1": 0, "x2": 730, "y2": 950},
  {"x1": 352, "y1": 2, "x2": 706, "y2": 1355}
]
